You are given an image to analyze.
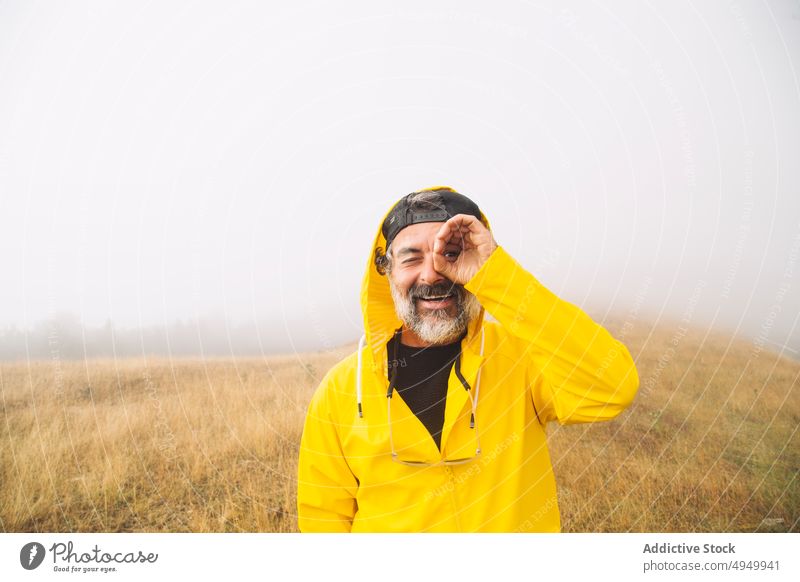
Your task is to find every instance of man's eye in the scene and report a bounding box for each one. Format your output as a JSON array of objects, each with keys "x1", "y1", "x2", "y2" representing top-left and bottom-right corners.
[{"x1": 444, "y1": 250, "x2": 460, "y2": 259}]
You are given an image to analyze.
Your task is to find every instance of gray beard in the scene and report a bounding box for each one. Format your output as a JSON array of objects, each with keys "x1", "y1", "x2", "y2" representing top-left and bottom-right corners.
[{"x1": 388, "y1": 278, "x2": 481, "y2": 345}]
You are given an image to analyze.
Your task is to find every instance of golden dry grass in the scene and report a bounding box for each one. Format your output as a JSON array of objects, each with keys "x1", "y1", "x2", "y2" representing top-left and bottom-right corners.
[
  {"x1": 550, "y1": 320, "x2": 799, "y2": 532},
  {"x1": 1, "y1": 323, "x2": 797, "y2": 532}
]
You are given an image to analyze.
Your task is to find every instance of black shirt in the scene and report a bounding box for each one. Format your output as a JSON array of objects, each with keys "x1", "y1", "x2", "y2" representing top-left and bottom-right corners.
[{"x1": 386, "y1": 334, "x2": 462, "y2": 450}]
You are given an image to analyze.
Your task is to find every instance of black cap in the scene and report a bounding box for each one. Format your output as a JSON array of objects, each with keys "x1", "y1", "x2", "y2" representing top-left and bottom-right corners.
[{"x1": 381, "y1": 187, "x2": 483, "y2": 249}]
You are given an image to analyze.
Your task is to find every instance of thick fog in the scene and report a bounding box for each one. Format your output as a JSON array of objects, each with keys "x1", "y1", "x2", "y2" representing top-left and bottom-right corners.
[{"x1": 1, "y1": 1, "x2": 798, "y2": 359}]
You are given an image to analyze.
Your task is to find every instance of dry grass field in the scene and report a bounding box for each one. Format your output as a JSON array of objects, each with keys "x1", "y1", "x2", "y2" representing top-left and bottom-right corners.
[{"x1": 1, "y1": 321, "x2": 797, "y2": 532}]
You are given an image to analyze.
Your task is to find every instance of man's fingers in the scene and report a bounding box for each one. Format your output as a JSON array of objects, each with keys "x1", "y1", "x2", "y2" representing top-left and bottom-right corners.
[
  {"x1": 448, "y1": 214, "x2": 484, "y2": 234},
  {"x1": 433, "y1": 222, "x2": 450, "y2": 254},
  {"x1": 436, "y1": 215, "x2": 482, "y2": 247}
]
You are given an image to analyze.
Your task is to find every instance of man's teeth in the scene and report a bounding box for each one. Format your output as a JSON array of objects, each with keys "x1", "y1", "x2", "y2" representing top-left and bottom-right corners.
[{"x1": 420, "y1": 294, "x2": 453, "y2": 300}]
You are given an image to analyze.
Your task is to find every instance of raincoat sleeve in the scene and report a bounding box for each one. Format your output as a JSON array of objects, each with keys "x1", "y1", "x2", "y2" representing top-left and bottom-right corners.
[
  {"x1": 297, "y1": 369, "x2": 359, "y2": 532},
  {"x1": 464, "y1": 246, "x2": 639, "y2": 425}
]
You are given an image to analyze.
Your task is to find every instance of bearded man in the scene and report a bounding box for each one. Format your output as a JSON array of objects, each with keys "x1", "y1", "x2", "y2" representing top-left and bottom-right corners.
[{"x1": 297, "y1": 186, "x2": 639, "y2": 532}]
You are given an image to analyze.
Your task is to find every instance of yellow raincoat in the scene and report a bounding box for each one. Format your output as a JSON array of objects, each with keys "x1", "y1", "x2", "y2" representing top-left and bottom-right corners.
[{"x1": 297, "y1": 202, "x2": 639, "y2": 532}]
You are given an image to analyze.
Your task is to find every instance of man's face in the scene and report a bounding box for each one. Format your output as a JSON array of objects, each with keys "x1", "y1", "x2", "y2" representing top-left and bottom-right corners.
[{"x1": 387, "y1": 222, "x2": 480, "y2": 345}]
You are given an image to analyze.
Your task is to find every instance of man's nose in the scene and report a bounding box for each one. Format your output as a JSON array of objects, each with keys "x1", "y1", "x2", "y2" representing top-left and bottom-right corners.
[{"x1": 419, "y1": 253, "x2": 445, "y2": 286}]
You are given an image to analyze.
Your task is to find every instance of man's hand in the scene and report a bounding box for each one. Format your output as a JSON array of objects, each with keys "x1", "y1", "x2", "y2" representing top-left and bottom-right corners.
[{"x1": 432, "y1": 214, "x2": 498, "y2": 284}]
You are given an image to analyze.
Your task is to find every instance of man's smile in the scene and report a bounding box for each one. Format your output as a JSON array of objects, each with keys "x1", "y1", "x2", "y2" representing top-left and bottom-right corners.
[{"x1": 415, "y1": 293, "x2": 456, "y2": 311}]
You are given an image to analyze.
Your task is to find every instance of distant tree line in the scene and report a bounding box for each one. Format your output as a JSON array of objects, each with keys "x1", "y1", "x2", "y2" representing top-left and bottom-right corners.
[{"x1": 0, "y1": 314, "x2": 351, "y2": 360}]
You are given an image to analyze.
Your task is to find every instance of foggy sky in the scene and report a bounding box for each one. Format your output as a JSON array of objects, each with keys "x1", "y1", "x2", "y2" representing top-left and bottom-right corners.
[{"x1": 1, "y1": 0, "x2": 798, "y2": 357}]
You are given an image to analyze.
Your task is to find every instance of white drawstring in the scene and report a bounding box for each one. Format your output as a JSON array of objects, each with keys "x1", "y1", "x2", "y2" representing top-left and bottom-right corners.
[
  {"x1": 474, "y1": 327, "x2": 485, "y2": 418},
  {"x1": 356, "y1": 327, "x2": 485, "y2": 419},
  {"x1": 356, "y1": 334, "x2": 366, "y2": 417}
]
